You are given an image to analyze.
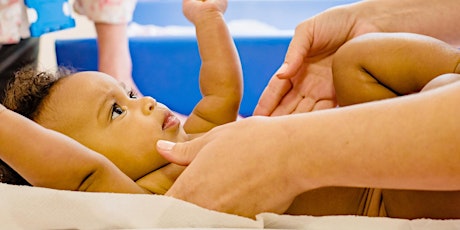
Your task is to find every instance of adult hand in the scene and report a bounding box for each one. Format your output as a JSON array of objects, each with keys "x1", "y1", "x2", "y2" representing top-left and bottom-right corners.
[
  {"x1": 253, "y1": 4, "x2": 380, "y2": 116},
  {"x1": 157, "y1": 117, "x2": 304, "y2": 217}
]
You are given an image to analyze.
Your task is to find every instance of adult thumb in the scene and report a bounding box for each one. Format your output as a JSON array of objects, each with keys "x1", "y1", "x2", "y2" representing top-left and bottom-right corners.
[{"x1": 156, "y1": 140, "x2": 200, "y2": 166}]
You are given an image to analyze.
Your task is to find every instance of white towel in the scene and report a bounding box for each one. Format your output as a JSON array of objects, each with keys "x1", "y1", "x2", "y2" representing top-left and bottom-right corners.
[
  {"x1": 0, "y1": 183, "x2": 260, "y2": 229},
  {"x1": 1, "y1": 182, "x2": 460, "y2": 229},
  {"x1": 258, "y1": 212, "x2": 460, "y2": 229}
]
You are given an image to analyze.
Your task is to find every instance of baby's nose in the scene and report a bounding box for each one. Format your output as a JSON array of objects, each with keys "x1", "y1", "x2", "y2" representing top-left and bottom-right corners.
[{"x1": 142, "y1": 96, "x2": 157, "y2": 114}]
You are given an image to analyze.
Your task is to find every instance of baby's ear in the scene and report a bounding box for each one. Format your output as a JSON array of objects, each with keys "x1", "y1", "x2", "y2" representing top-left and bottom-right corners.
[{"x1": 455, "y1": 62, "x2": 460, "y2": 74}]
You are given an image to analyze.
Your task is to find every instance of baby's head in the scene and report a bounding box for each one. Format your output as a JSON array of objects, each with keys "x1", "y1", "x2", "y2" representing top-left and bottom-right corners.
[{"x1": 4, "y1": 67, "x2": 186, "y2": 180}]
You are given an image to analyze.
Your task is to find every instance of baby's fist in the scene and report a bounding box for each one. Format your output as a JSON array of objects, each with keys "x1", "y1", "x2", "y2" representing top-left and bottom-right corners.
[{"x1": 182, "y1": 0, "x2": 228, "y2": 24}]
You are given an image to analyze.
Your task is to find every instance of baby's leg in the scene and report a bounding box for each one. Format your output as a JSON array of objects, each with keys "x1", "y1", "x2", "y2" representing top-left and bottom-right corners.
[
  {"x1": 332, "y1": 39, "x2": 398, "y2": 106},
  {"x1": 332, "y1": 33, "x2": 460, "y2": 106}
]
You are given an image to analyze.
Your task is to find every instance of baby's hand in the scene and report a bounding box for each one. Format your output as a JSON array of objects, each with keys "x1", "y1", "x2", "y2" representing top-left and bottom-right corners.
[{"x1": 182, "y1": 0, "x2": 227, "y2": 24}]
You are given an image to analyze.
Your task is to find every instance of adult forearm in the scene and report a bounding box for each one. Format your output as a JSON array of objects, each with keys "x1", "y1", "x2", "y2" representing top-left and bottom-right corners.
[
  {"x1": 0, "y1": 106, "x2": 144, "y2": 193},
  {"x1": 353, "y1": 0, "x2": 460, "y2": 46},
  {"x1": 95, "y1": 23, "x2": 132, "y2": 79},
  {"x1": 0, "y1": 107, "x2": 96, "y2": 189},
  {"x1": 284, "y1": 83, "x2": 460, "y2": 192}
]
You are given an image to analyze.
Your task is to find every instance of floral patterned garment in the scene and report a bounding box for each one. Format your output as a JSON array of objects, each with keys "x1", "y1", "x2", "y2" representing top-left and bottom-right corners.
[{"x1": 0, "y1": 0, "x2": 137, "y2": 44}]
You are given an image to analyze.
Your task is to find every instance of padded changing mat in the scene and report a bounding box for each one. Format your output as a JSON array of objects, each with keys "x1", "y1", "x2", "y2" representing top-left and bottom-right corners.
[{"x1": 1, "y1": 183, "x2": 460, "y2": 229}]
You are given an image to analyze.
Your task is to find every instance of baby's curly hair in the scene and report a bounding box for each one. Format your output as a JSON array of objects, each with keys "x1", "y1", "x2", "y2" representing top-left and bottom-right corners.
[
  {"x1": 2, "y1": 66, "x2": 74, "y2": 119},
  {"x1": 0, "y1": 66, "x2": 74, "y2": 185}
]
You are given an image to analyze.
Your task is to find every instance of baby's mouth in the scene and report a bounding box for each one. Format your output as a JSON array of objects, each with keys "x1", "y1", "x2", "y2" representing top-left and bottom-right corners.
[{"x1": 162, "y1": 111, "x2": 180, "y2": 130}]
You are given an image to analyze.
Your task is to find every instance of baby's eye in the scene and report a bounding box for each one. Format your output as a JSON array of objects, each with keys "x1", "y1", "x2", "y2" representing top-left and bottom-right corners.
[
  {"x1": 128, "y1": 90, "x2": 137, "y2": 99},
  {"x1": 111, "y1": 103, "x2": 125, "y2": 120}
]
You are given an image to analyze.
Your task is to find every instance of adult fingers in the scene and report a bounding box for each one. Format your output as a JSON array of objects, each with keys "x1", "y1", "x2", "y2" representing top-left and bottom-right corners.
[
  {"x1": 275, "y1": 20, "x2": 313, "y2": 79},
  {"x1": 292, "y1": 98, "x2": 336, "y2": 114},
  {"x1": 253, "y1": 77, "x2": 292, "y2": 116},
  {"x1": 156, "y1": 140, "x2": 202, "y2": 166},
  {"x1": 270, "y1": 91, "x2": 306, "y2": 116},
  {"x1": 253, "y1": 20, "x2": 315, "y2": 116}
]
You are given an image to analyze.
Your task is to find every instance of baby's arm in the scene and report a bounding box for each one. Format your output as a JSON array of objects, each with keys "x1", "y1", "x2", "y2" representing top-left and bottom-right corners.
[
  {"x1": 332, "y1": 32, "x2": 460, "y2": 106},
  {"x1": 182, "y1": 0, "x2": 243, "y2": 134},
  {"x1": 0, "y1": 105, "x2": 146, "y2": 194}
]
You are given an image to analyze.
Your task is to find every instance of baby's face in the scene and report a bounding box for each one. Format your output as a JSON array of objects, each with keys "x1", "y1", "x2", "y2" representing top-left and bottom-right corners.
[{"x1": 36, "y1": 72, "x2": 187, "y2": 180}]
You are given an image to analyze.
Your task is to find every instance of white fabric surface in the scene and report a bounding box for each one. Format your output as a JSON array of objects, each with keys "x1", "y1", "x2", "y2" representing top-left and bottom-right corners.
[
  {"x1": 1, "y1": 182, "x2": 459, "y2": 229},
  {"x1": 0, "y1": 183, "x2": 260, "y2": 229}
]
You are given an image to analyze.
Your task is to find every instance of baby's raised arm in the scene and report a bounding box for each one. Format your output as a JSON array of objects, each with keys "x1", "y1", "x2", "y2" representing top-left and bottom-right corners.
[
  {"x1": 0, "y1": 104, "x2": 145, "y2": 194},
  {"x1": 182, "y1": 0, "x2": 243, "y2": 134}
]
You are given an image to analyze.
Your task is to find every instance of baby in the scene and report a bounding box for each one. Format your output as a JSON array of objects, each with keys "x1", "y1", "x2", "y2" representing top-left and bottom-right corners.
[{"x1": 2, "y1": 0, "x2": 242, "y2": 194}]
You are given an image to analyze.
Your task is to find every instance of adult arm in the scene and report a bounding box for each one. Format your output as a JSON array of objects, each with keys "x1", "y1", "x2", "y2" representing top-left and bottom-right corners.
[
  {"x1": 95, "y1": 23, "x2": 138, "y2": 93},
  {"x1": 159, "y1": 81, "x2": 460, "y2": 217},
  {"x1": 254, "y1": 0, "x2": 460, "y2": 116},
  {"x1": 0, "y1": 105, "x2": 145, "y2": 193}
]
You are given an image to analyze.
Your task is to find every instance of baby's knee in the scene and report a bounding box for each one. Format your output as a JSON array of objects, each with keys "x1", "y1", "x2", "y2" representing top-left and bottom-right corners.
[
  {"x1": 332, "y1": 33, "x2": 385, "y2": 88},
  {"x1": 421, "y1": 73, "x2": 460, "y2": 92},
  {"x1": 332, "y1": 37, "x2": 368, "y2": 100},
  {"x1": 332, "y1": 37, "x2": 366, "y2": 81}
]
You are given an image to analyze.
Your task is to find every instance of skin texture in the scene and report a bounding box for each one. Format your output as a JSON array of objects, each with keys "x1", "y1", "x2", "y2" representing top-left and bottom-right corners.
[
  {"x1": 160, "y1": 79, "x2": 460, "y2": 218},
  {"x1": 332, "y1": 32, "x2": 460, "y2": 106},
  {"x1": 253, "y1": 0, "x2": 460, "y2": 116}
]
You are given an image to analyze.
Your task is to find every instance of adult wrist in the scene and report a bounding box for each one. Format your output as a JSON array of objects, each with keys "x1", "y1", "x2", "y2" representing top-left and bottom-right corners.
[
  {"x1": 353, "y1": 0, "x2": 460, "y2": 45},
  {"x1": 347, "y1": 0, "x2": 397, "y2": 33},
  {"x1": 276, "y1": 115, "x2": 328, "y2": 194}
]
